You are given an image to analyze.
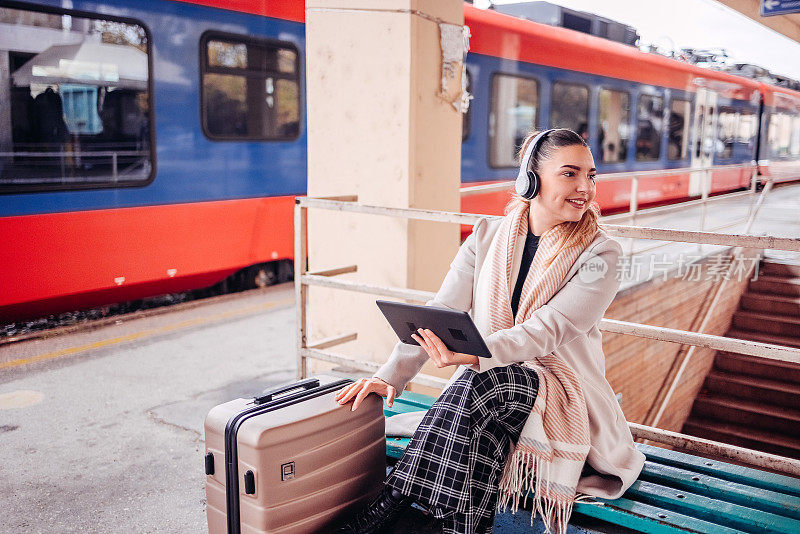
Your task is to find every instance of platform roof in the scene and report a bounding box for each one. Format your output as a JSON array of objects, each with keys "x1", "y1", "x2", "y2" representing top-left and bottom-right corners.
[{"x1": 718, "y1": 0, "x2": 800, "y2": 44}]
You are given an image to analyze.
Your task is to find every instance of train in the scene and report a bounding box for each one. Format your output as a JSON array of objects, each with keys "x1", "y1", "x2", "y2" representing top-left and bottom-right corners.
[{"x1": 1, "y1": 0, "x2": 799, "y2": 322}]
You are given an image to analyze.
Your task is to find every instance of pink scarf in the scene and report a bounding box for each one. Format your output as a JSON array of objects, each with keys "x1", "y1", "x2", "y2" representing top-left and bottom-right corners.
[{"x1": 486, "y1": 201, "x2": 600, "y2": 534}]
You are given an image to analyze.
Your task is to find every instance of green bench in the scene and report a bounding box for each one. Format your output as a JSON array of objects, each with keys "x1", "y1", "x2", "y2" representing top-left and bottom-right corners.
[{"x1": 384, "y1": 391, "x2": 800, "y2": 534}]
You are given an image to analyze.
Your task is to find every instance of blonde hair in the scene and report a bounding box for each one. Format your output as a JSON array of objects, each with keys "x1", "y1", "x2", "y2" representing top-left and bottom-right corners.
[{"x1": 505, "y1": 128, "x2": 601, "y2": 270}]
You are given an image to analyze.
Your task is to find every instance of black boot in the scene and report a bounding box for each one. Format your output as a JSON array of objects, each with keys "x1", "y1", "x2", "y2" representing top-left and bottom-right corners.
[{"x1": 333, "y1": 484, "x2": 413, "y2": 534}]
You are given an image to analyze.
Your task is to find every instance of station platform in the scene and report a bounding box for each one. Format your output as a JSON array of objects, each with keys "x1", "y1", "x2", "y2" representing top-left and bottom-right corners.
[
  {"x1": 608, "y1": 182, "x2": 800, "y2": 293},
  {"x1": 0, "y1": 285, "x2": 297, "y2": 532},
  {"x1": 0, "y1": 183, "x2": 798, "y2": 532}
]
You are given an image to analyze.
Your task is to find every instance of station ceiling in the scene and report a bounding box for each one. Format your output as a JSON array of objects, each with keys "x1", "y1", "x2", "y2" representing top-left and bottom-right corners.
[{"x1": 718, "y1": 0, "x2": 800, "y2": 43}]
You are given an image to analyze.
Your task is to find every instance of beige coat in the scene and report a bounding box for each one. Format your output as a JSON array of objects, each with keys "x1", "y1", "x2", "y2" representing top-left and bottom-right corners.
[{"x1": 373, "y1": 216, "x2": 646, "y2": 499}]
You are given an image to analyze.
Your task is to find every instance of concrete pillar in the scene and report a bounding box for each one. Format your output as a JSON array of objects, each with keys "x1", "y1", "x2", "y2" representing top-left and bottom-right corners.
[{"x1": 305, "y1": 0, "x2": 465, "y2": 393}]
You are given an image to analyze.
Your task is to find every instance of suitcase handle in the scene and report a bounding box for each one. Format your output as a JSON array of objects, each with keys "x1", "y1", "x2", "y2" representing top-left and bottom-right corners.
[{"x1": 254, "y1": 378, "x2": 321, "y2": 404}]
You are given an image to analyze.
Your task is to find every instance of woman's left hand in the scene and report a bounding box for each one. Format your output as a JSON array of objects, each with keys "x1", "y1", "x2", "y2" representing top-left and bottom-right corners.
[{"x1": 411, "y1": 328, "x2": 480, "y2": 368}]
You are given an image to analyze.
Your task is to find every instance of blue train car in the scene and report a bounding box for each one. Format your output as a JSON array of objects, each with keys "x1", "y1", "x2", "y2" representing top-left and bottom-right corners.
[{"x1": 0, "y1": 0, "x2": 798, "y2": 321}]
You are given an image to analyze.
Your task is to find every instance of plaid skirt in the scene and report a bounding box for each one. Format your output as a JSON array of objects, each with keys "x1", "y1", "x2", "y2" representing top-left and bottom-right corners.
[{"x1": 386, "y1": 364, "x2": 540, "y2": 534}]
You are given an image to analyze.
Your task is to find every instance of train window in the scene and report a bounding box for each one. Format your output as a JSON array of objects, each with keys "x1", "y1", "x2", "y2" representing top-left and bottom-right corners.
[
  {"x1": 201, "y1": 34, "x2": 300, "y2": 140},
  {"x1": 462, "y1": 69, "x2": 472, "y2": 142},
  {"x1": 716, "y1": 108, "x2": 738, "y2": 159},
  {"x1": 597, "y1": 89, "x2": 630, "y2": 163},
  {"x1": 791, "y1": 115, "x2": 800, "y2": 156},
  {"x1": 550, "y1": 82, "x2": 589, "y2": 142},
  {"x1": 488, "y1": 74, "x2": 539, "y2": 167},
  {"x1": 768, "y1": 112, "x2": 793, "y2": 158},
  {"x1": 635, "y1": 94, "x2": 664, "y2": 161},
  {"x1": 737, "y1": 112, "x2": 757, "y2": 147},
  {"x1": 0, "y1": 5, "x2": 152, "y2": 192},
  {"x1": 668, "y1": 99, "x2": 691, "y2": 160}
]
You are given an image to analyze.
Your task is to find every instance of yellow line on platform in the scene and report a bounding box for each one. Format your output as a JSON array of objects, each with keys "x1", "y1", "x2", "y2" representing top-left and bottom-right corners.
[{"x1": 0, "y1": 297, "x2": 294, "y2": 371}]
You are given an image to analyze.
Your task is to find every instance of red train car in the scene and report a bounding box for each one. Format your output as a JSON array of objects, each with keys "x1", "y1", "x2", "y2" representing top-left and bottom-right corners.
[{"x1": 0, "y1": 1, "x2": 798, "y2": 322}]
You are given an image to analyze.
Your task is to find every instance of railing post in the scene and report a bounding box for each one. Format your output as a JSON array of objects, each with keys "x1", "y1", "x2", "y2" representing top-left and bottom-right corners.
[
  {"x1": 627, "y1": 175, "x2": 639, "y2": 256},
  {"x1": 699, "y1": 165, "x2": 710, "y2": 252},
  {"x1": 746, "y1": 161, "x2": 758, "y2": 222},
  {"x1": 295, "y1": 199, "x2": 309, "y2": 380}
]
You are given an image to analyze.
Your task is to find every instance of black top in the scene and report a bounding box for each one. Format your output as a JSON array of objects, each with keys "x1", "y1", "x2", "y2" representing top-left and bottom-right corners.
[{"x1": 511, "y1": 232, "x2": 540, "y2": 320}]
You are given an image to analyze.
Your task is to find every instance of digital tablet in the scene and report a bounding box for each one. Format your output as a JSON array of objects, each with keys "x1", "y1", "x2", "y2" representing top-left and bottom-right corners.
[{"x1": 376, "y1": 300, "x2": 493, "y2": 358}]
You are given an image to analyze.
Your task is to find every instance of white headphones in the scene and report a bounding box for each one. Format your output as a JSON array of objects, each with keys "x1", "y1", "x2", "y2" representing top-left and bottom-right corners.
[{"x1": 515, "y1": 128, "x2": 557, "y2": 199}]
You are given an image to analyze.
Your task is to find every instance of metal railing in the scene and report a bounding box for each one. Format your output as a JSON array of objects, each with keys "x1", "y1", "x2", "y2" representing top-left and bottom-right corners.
[
  {"x1": 459, "y1": 161, "x2": 759, "y2": 199},
  {"x1": 461, "y1": 162, "x2": 779, "y2": 257},
  {"x1": 294, "y1": 179, "x2": 800, "y2": 476}
]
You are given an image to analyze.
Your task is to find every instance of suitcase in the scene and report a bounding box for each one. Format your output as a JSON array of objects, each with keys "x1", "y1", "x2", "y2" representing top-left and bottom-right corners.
[{"x1": 204, "y1": 375, "x2": 386, "y2": 534}]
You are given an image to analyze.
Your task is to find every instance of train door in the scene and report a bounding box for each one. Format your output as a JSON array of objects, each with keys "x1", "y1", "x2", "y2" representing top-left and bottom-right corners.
[{"x1": 689, "y1": 88, "x2": 718, "y2": 197}]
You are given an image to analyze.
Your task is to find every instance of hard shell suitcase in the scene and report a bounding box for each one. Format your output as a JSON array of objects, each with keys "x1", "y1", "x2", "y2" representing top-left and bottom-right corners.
[{"x1": 204, "y1": 375, "x2": 386, "y2": 534}]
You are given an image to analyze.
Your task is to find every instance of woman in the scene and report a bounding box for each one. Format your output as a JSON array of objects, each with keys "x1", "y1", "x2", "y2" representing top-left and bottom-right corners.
[{"x1": 334, "y1": 128, "x2": 645, "y2": 534}]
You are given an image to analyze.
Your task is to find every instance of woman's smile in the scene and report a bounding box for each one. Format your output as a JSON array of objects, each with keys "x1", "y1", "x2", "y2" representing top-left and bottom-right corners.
[{"x1": 566, "y1": 198, "x2": 587, "y2": 209}]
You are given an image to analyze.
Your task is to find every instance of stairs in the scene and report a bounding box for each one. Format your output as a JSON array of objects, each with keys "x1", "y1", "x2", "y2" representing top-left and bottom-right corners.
[{"x1": 681, "y1": 258, "x2": 800, "y2": 460}]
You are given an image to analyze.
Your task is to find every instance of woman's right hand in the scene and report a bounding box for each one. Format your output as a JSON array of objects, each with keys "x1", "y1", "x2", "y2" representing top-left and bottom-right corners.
[{"x1": 335, "y1": 377, "x2": 397, "y2": 412}]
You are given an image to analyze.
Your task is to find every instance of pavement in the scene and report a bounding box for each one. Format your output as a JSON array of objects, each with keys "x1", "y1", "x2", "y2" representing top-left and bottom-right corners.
[{"x1": 0, "y1": 285, "x2": 297, "y2": 533}]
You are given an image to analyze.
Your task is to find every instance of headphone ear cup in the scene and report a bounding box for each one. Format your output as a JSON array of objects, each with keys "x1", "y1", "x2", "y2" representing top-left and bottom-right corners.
[
  {"x1": 515, "y1": 172, "x2": 530, "y2": 198},
  {"x1": 526, "y1": 170, "x2": 540, "y2": 199}
]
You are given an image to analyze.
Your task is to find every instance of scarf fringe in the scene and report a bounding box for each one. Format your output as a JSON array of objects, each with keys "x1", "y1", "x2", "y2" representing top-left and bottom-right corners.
[{"x1": 496, "y1": 449, "x2": 577, "y2": 534}]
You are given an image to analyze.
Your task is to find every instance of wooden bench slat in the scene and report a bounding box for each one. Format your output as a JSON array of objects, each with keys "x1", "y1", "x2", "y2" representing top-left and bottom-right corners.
[
  {"x1": 385, "y1": 391, "x2": 438, "y2": 413},
  {"x1": 640, "y1": 460, "x2": 800, "y2": 519},
  {"x1": 382, "y1": 394, "x2": 800, "y2": 533},
  {"x1": 574, "y1": 496, "x2": 743, "y2": 534},
  {"x1": 637, "y1": 443, "x2": 800, "y2": 498},
  {"x1": 624, "y1": 480, "x2": 800, "y2": 534},
  {"x1": 386, "y1": 436, "x2": 411, "y2": 460}
]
